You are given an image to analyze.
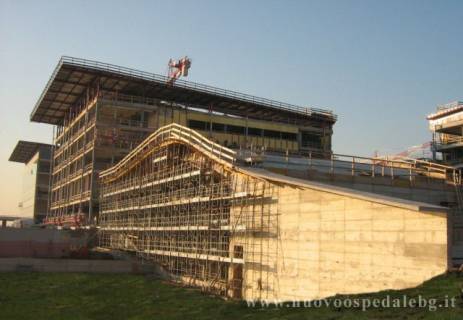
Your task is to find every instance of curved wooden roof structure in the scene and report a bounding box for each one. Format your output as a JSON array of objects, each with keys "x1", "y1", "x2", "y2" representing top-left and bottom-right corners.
[{"x1": 99, "y1": 123, "x2": 236, "y2": 182}]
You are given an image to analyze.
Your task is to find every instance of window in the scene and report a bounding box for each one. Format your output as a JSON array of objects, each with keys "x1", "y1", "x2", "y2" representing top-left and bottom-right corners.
[
  {"x1": 264, "y1": 130, "x2": 280, "y2": 139},
  {"x1": 281, "y1": 132, "x2": 297, "y2": 141},
  {"x1": 38, "y1": 162, "x2": 50, "y2": 173},
  {"x1": 212, "y1": 122, "x2": 225, "y2": 132},
  {"x1": 234, "y1": 245, "x2": 244, "y2": 259},
  {"x1": 247, "y1": 127, "x2": 262, "y2": 136},
  {"x1": 188, "y1": 120, "x2": 207, "y2": 131},
  {"x1": 227, "y1": 125, "x2": 246, "y2": 134},
  {"x1": 301, "y1": 131, "x2": 322, "y2": 148}
]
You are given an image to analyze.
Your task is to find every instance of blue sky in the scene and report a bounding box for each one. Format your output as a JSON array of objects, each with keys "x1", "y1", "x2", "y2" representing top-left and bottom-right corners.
[{"x1": 0, "y1": 0, "x2": 462, "y2": 215}]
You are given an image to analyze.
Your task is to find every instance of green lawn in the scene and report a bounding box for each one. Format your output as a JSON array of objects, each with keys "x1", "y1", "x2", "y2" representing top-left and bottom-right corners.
[{"x1": 0, "y1": 272, "x2": 462, "y2": 320}]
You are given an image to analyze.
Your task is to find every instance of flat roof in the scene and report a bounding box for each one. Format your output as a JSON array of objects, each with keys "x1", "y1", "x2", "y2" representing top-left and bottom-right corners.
[
  {"x1": 427, "y1": 101, "x2": 463, "y2": 120},
  {"x1": 9, "y1": 141, "x2": 52, "y2": 163},
  {"x1": 31, "y1": 56, "x2": 337, "y2": 126}
]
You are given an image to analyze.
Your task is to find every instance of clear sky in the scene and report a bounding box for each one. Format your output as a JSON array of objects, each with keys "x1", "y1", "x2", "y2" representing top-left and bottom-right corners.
[{"x1": 0, "y1": 0, "x2": 462, "y2": 216}]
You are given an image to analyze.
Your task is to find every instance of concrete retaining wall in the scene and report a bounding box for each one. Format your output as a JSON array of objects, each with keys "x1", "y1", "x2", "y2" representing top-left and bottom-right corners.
[
  {"x1": 0, "y1": 228, "x2": 93, "y2": 258},
  {"x1": 273, "y1": 185, "x2": 449, "y2": 301},
  {"x1": 0, "y1": 257, "x2": 155, "y2": 274}
]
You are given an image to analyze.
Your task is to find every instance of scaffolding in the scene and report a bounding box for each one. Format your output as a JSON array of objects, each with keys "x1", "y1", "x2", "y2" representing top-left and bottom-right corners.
[
  {"x1": 45, "y1": 89, "x2": 166, "y2": 226},
  {"x1": 98, "y1": 124, "x2": 279, "y2": 299}
]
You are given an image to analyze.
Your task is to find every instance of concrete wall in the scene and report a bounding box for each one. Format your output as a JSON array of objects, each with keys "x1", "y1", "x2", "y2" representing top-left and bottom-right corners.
[
  {"x1": 451, "y1": 213, "x2": 463, "y2": 265},
  {"x1": 231, "y1": 170, "x2": 449, "y2": 301},
  {"x1": 0, "y1": 228, "x2": 93, "y2": 258},
  {"x1": 273, "y1": 185, "x2": 448, "y2": 301},
  {"x1": 0, "y1": 257, "x2": 155, "y2": 274}
]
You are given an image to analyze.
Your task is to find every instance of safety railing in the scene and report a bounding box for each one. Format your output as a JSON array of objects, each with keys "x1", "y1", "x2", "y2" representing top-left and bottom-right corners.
[{"x1": 246, "y1": 148, "x2": 462, "y2": 185}]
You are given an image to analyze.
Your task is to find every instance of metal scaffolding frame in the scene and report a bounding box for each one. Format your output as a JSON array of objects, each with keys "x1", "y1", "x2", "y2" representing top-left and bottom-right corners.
[
  {"x1": 98, "y1": 124, "x2": 279, "y2": 299},
  {"x1": 45, "y1": 89, "x2": 164, "y2": 226}
]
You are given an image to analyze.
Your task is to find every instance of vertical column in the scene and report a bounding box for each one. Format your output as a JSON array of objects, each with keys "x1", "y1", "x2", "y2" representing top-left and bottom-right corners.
[
  {"x1": 47, "y1": 126, "x2": 56, "y2": 221},
  {"x1": 88, "y1": 100, "x2": 98, "y2": 224}
]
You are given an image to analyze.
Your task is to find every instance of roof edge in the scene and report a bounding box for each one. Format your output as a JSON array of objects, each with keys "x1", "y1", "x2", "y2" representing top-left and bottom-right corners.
[
  {"x1": 427, "y1": 101, "x2": 463, "y2": 120},
  {"x1": 9, "y1": 140, "x2": 53, "y2": 164},
  {"x1": 30, "y1": 57, "x2": 66, "y2": 123},
  {"x1": 30, "y1": 56, "x2": 337, "y2": 125}
]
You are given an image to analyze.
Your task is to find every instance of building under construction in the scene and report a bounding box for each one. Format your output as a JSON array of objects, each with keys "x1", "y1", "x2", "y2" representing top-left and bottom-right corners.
[
  {"x1": 428, "y1": 101, "x2": 463, "y2": 166},
  {"x1": 31, "y1": 57, "x2": 335, "y2": 226},
  {"x1": 97, "y1": 123, "x2": 455, "y2": 301},
  {"x1": 9, "y1": 141, "x2": 52, "y2": 223},
  {"x1": 30, "y1": 56, "x2": 461, "y2": 301}
]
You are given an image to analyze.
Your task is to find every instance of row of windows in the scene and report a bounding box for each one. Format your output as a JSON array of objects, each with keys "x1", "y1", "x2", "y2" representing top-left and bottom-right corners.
[
  {"x1": 188, "y1": 120, "x2": 298, "y2": 141},
  {"x1": 301, "y1": 132, "x2": 322, "y2": 148}
]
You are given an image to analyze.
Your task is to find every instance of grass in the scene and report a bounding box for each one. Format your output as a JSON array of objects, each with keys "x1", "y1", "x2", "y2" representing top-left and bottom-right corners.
[{"x1": 0, "y1": 272, "x2": 462, "y2": 320}]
